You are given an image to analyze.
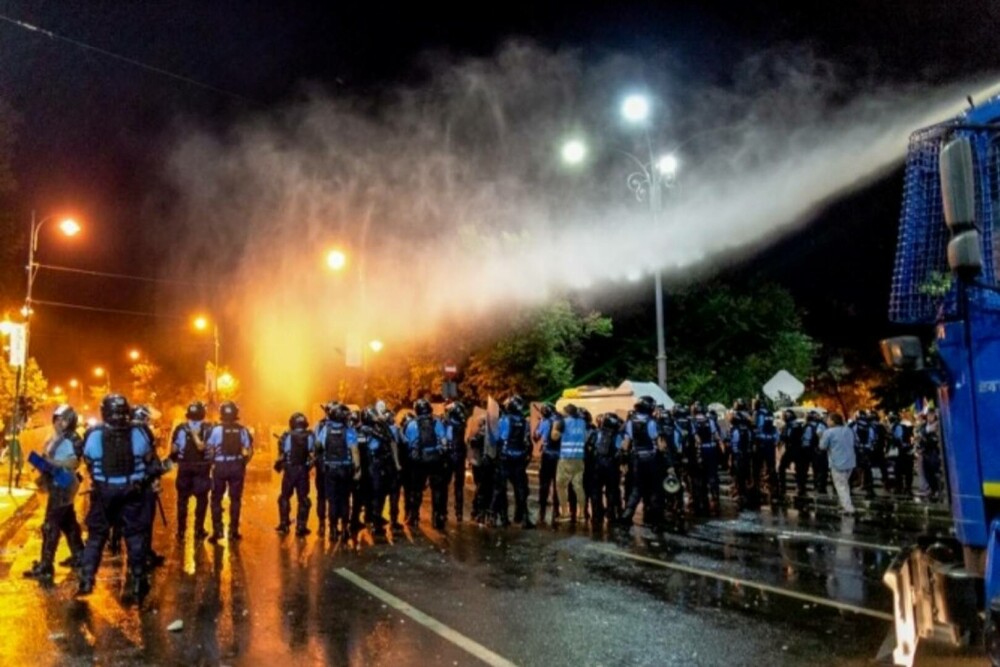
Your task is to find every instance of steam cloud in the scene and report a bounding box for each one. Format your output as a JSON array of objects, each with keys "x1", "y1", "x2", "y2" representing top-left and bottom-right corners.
[{"x1": 164, "y1": 42, "x2": 1000, "y2": 411}]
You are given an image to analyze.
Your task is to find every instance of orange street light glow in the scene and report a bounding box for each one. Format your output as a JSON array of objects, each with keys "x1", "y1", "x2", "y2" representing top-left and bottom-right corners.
[
  {"x1": 59, "y1": 218, "x2": 81, "y2": 236},
  {"x1": 326, "y1": 249, "x2": 347, "y2": 271},
  {"x1": 369, "y1": 339, "x2": 384, "y2": 353},
  {"x1": 193, "y1": 316, "x2": 209, "y2": 331},
  {"x1": 93, "y1": 366, "x2": 105, "y2": 378},
  {"x1": 128, "y1": 349, "x2": 141, "y2": 361},
  {"x1": 69, "y1": 379, "x2": 79, "y2": 388}
]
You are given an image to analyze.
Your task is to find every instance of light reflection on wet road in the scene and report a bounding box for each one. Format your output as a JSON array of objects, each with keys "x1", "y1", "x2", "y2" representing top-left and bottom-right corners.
[{"x1": 0, "y1": 460, "x2": 986, "y2": 666}]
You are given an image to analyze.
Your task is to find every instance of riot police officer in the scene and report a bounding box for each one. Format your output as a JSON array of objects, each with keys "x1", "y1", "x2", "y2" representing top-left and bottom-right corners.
[
  {"x1": 620, "y1": 396, "x2": 670, "y2": 531},
  {"x1": 350, "y1": 408, "x2": 373, "y2": 532},
  {"x1": 405, "y1": 398, "x2": 449, "y2": 529},
  {"x1": 132, "y1": 404, "x2": 165, "y2": 568},
  {"x1": 491, "y1": 395, "x2": 535, "y2": 528},
  {"x1": 275, "y1": 412, "x2": 314, "y2": 537},
  {"x1": 381, "y1": 406, "x2": 405, "y2": 530},
  {"x1": 468, "y1": 417, "x2": 493, "y2": 524},
  {"x1": 76, "y1": 394, "x2": 156, "y2": 599},
  {"x1": 534, "y1": 403, "x2": 563, "y2": 526},
  {"x1": 363, "y1": 406, "x2": 401, "y2": 533},
  {"x1": 207, "y1": 400, "x2": 254, "y2": 542},
  {"x1": 889, "y1": 412, "x2": 915, "y2": 496},
  {"x1": 170, "y1": 401, "x2": 213, "y2": 540},
  {"x1": 852, "y1": 410, "x2": 876, "y2": 499},
  {"x1": 692, "y1": 405, "x2": 722, "y2": 516},
  {"x1": 777, "y1": 409, "x2": 805, "y2": 504},
  {"x1": 444, "y1": 402, "x2": 468, "y2": 522},
  {"x1": 24, "y1": 404, "x2": 84, "y2": 580},
  {"x1": 315, "y1": 403, "x2": 360, "y2": 539},
  {"x1": 803, "y1": 410, "x2": 828, "y2": 496},
  {"x1": 868, "y1": 410, "x2": 892, "y2": 494},
  {"x1": 313, "y1": 401, "x2": 339, "y2": 536},
  {"x1": 555, "y1": 404, "x2": 586, "y2": 525},
  {"x1": 587, "y1": 413, "x2": 623, "y2": 527},
  {"x1": 754, "y1": 406, "x2": 779, "y2": 505},
  {"x1": 728, "y1": 402, "x2": 759, "y2": 510}
]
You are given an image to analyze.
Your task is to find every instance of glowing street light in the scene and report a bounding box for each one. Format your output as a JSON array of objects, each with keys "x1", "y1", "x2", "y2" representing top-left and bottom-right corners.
[
  {"x1": 193, "y1": 314, "x2": 221, "y2": 373},
  {"x1": 53, "y1": 386, "x2": 63, "y2": 395},
  {"x1": 68, "y1": 379, "x2": 79, "y2": 389},
  {"x1": 217, "y1": 372, "x2": 235, "y2": 391},
  {"x1": 561, "y1": 139, "x2": 587, "y2": 165},
  {"x1": 59, "y1": 218, "x2": 81, "y2": 237},
  {"x1": 368, "y1": 339, "x2": 384, "y2": 353},
  {"x1": 128, "y1": 348, "x2": 141, "y2": 362},
  {"x1": 93, "y1": 366, "x2": 111, "y2": 393},
  {"x1": 657, "y1": 153, "x2": 679, "y2": 177},
  {"x1": 193, "y1": 316, "x2": 209, "y2": 331},
  {"x1": 326, "y1": 248, "x2": 347, "y2": 271},
  {"x1": 0, "y1": 319, "x2": 12, "y2": 336},
  {"x1": 621, "y1": 94, "x2": 651, "y2": 123}
]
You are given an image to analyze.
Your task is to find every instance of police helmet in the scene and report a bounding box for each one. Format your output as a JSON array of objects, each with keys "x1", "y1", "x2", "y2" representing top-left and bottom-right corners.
[
  {"x1": 52, "y1": 404, "x2": 79, "y2": 434},
  {"x1": 414, "y1": 398, "x2": 433, "y2": 417},
  {"x1": 362, "y1": 407, "x2": 380, "y2": 426},
  {"x1": 100, "y1": 394, "x2": 131, "y2": 427},
  {"x1": 733, "y1": 398, "x2": 748, "y2": 412},
  {"x1": 322, "y1": 401, "x2": 341, "y2": 418},
  {"x1": 133, "y1": 404, "x2": 153, "y2": 424},
  {"x1": 447, "y1": 401, "x2": 467, "y2": 422},
  {"x1": 333, "y1": 403, "x2": 352, "y2": 423},
  {"x1": 806, "y1": 409, "x2": 820, "y2": 421},
  {"x1": 220, "y1": 401, "x2": 240, "y2": 423},
  {"x1": 505, "y1": 395, "x2": 525, "y2": 415},
  {"x1": 289, "y1": 412, "x2": 308, "y2": 431},
  {"x1": 580, "y1": 407, "x2": 593, "y2": 425},
  {"x1": 782, "y1": 409, "x2": 796, "y2": 423},
  {"x1": 540, "y1": 403, "x2": 555, "y2": 419},
  {"x1": 888, "y1": 411, "x2": 900, "y2": 422},
  {"x1": 562, "y1": 403, "x2": 579, "y2": 418},
  {"x1": 691, "y1": 401, "x2": 705, "y2": 416},
  {"x1": 186, "y1": 401, "x2": 207, "y2": 421},
  {"x1": 634, "y1": 396, "x2": 656, "y2": 415},
  {"x1": 672, "y1": 404, "x2": 688, "y2": 418},
  {"x1": 601, "y1": 413, "x2": 623, "y2": 432}
]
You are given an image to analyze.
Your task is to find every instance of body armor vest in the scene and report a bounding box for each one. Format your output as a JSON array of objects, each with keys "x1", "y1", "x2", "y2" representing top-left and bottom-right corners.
[
  {"x1": 221, "y1": 424, "x2": 244, "y2": 457},
  {"x1": 102, "y1": 426, "x2": 135, "y2": 477},
  {"x1": 631, "y1": 416, "x2": 654, "y2": 457},
  {"x1": 287, "y1": 431, "x2": 310, "y2": 466},
  {"x1": 324, "y1": 423, "x2": 349, "y2": 463},
  {"x1": 504, "y1": 416, "x2": 527, "y2": 455},
  {"x1": 595, "y1": 429, "x2": 616, "y2": 458},
  {"x1": 417, "y1": 417, "x2": 440, "y2": 459}
]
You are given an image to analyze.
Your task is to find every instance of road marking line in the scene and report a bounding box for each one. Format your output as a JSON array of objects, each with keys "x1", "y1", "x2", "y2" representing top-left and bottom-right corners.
[
  {"x1": 589, "y1": 544, "x2": 893, "y2": 621},
  {"x1": 772, "y1": 530, "x2": 901, "y2": 552},
  {"x1": 335, "y1": 568, "x2": 518, "y2": 667}
]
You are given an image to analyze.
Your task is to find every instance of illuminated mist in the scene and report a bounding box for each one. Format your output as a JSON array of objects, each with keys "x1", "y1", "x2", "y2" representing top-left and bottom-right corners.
[{"x1": 163, "y1": 42, "x2": 1000, "y2": 415}]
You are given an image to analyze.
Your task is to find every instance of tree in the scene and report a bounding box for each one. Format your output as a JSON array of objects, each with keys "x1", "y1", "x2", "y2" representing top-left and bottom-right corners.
[
  {"x1": 462, "y1": 299, "x2": 612, "y2": 402},
  {"x1": 591, "y1": 281, "x2": 816, "y2": 405},
  {"x1": 129, "y1": 361, "x2": 162, "y2": 404},
  {"x1": 0, "y1": 358, "x2": 48, "y2": 430}
]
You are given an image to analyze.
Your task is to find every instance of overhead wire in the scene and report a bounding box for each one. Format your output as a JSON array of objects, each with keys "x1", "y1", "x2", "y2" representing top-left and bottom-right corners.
[{"x1": 0, "y1": 12, "x2": 254, "y2": 104}]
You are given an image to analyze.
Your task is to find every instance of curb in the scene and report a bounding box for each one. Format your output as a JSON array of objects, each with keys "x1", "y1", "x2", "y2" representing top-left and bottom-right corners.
[{"x1": 0, "y1": 489, "x2": 40, "y2": 549}]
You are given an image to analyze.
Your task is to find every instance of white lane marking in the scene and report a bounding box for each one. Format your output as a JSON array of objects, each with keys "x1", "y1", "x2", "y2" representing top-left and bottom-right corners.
[
  {"x1": 771, "y1": 529, "x2": 901, "y2": 552},
  {"x1": 335, "y1": 568, "x2": 519, "y2": 667},
  {"x1": 589, "y1": 544, "x2": 894, "y2": 621}
]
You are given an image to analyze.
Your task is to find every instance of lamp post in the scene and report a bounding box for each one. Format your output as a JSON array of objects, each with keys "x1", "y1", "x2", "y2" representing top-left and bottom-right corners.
[
  {"x1": 93, "y1": 366, "x2": 111, "y2": 394},
  {"x1": 9, "y1": 212, "x2": 80, "y2": 474},
  {"x1": 561, "y1": 94, "x2": 678, "y2": 392},
  {"x1": 193, "y1": 316, "x2": 220, "y2": 370}
]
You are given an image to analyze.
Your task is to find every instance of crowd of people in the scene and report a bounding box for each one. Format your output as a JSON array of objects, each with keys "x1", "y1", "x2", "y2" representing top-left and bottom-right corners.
[{"x1": 19, "y1": 390, "x2": 945, "y2": 602}]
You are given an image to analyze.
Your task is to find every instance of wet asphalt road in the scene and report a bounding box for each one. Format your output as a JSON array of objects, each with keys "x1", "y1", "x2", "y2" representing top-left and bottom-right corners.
[{"x1": 0, "y1": 460, "x2": 988, "y2": 666}]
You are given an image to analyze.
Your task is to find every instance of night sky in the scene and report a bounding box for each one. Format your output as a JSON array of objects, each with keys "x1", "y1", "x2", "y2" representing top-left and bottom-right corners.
[{"x1": 2, "y1": 0, "x2": 999, "y2": 389}]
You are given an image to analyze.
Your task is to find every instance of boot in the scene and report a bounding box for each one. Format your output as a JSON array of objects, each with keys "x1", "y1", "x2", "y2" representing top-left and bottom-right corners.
[
  {"x1": 295, "y1": 524, "x2": 311, "y2": 538},
  {"x1": 59, "y1": 553, "x2": 82, "y2": 568},
  {"x1": 208, "y1": 531, "x2": 224, "y2": 544},
  {"x1": 275, "y1": 523, "x2": 290, "y2": 535},
  {"x1": 23, "y1": 560, "x2": 54, "y2": 580},
  {"x1": 75, "y1": 578, "x2": 95, "y2": 597}
]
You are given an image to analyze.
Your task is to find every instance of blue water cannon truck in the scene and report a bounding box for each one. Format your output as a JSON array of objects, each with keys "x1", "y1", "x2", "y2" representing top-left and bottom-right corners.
[{"x1": 882, "y1": 93, "x2": 1000, "y2": 666}]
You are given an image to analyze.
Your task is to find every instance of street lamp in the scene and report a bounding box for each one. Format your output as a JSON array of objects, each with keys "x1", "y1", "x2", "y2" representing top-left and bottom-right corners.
[
  {"x1": 9, "y1": 212, "x2": 81, "y2": 452},
  {"x1": 558, "y1": 95, "x2": 678, "y2": 392},
  {"x1": 621, "y1": 94, "x2": 678, "y2": 393},
  {"x1": 368, "y1": 339, "x2": 384, "y2": 353},
  {"x1": 128, "y1": 348, "x2": 141, "y2": 362},
  {"x1": 326, "y1": 248, "x2": 347, "y2": 272},
  {"x1": 192, "y1": 315, "x2": 220, "y2": 370},
  {"x1": 93, "y1": 366, "x2": 111, "y2": 394}
]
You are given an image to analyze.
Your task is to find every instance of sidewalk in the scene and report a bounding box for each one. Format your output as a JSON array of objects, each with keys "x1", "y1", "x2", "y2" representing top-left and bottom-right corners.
[{"x1": 0, "y1": 486, "x2": 39, "y2": 547}]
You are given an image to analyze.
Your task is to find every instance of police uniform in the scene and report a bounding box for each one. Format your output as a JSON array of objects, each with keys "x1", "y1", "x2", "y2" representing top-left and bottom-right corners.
[
  {"x1": 556, "y1": 413, "x2": 586, "y2": 523},
  {"x1": 364, "y1": 419, "x2": 399, "y2": 531},
  {"x1": 171, "y1": 420, "x2": 213, "y2": 538},
  {"x1": 405, "y1": 414, "x2": 449, "y2": 529},
  {"x1": 803, "y1": 416, "x2": 828, "y2": 495},
  {"x1": 891, "y1": 418, "x2": 915, "y2": 496},
  {"x1": 275, "y1": 427, "x2": 314, "y2": 536},
  {"x1": 535, "y1": 413, "x2": 563, "y2": 524},
  {"x1": 445, "y1": 413, "x2": 468, "y2": 521},
  {"x1": 77, "y1": 421, "x2": 154, "y2": 596},
  {"x1": 586, "y1": 421, "x2": 622, "y2": 526},
  {"x1": 315, "y1": 417, "x2": 358, "y2": 537},
  {"x1": 729, "y1": 414, "x2": 759, "y2": 510},
  {"x1": 754, "y1": 410, "x2": 780, "y2": 505},
  {"x1": 692, "y1": 413, "x2": 722, "y2": 515},
  {"x1": 25, "y1": 430, "x2": 84, "y2": 578},
  {"x1": 620, "y1": 412, "x2": 665, "y2": 529},
  {"x1": 207, "y1": 419, "x2": 253, "y2": 540},
  {"x1": 468, "y1": 421, "x2": 493, "y2": 523},
  {"x1": 777, "y1": 415, "x2": 805, "y2": 502}
]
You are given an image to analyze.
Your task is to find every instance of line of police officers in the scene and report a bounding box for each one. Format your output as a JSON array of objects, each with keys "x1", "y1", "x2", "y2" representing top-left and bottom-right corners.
[
  {"x1": 23, "y1": 394, "x2": 253, "y2": 602},
  {"x1": 23, "y1": 389, "x2": 941, "y2": 600}
]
